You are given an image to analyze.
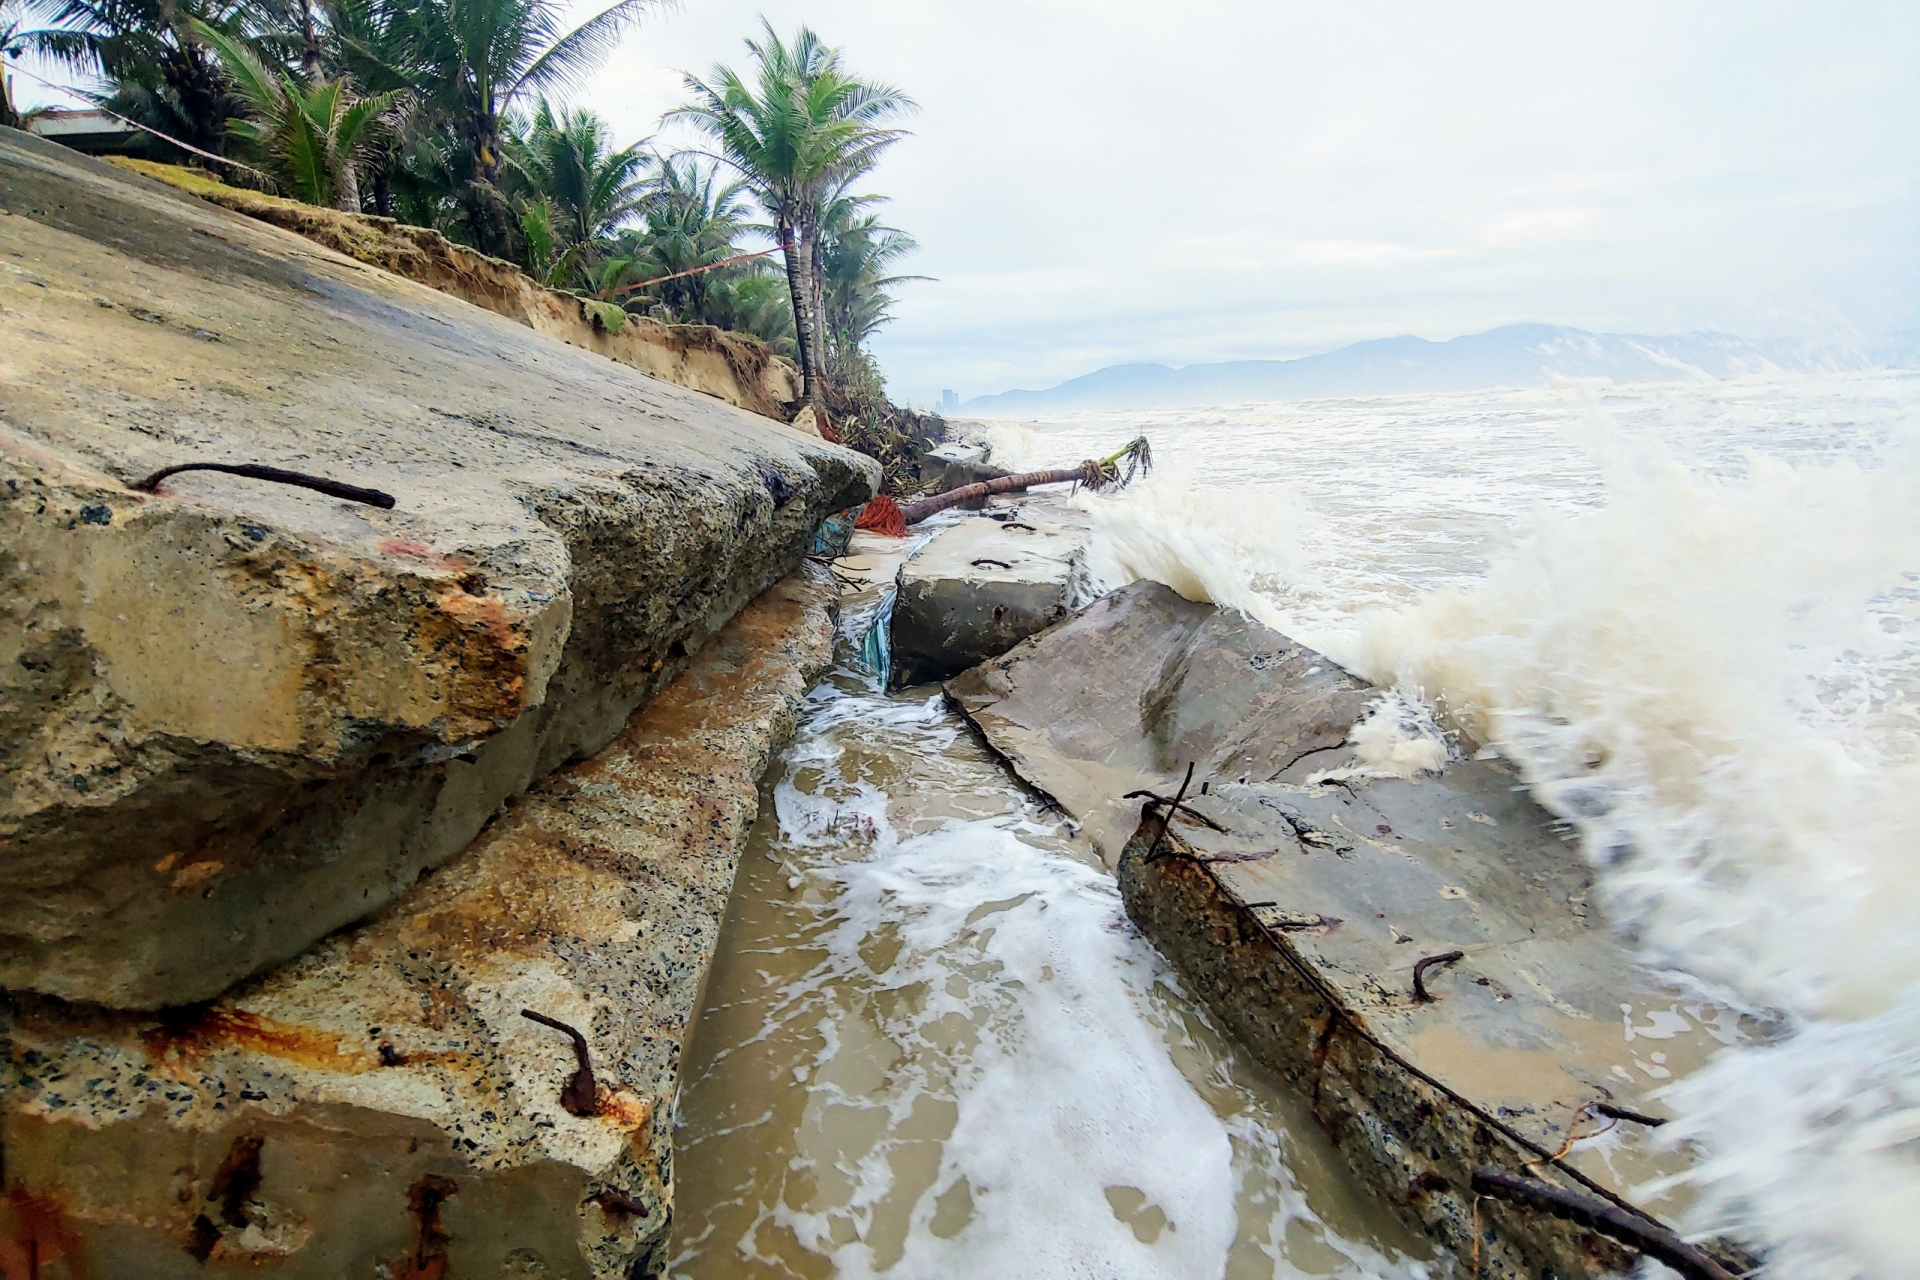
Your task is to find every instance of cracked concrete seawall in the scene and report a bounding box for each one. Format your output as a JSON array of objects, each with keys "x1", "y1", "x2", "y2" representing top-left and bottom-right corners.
[
  {"x1": 107, "y1": 158, "x2": 804, "y2": 424},
  {"x1": 0, "y1": 127, "x2": 879, "y2": 1009},
  {"x1": 1, "y1": 565, "x2": 840, "y2": 1279}
]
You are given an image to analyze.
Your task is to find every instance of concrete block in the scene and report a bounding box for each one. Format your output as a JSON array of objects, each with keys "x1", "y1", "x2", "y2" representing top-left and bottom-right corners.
[
  {"x1": 890, "y1": 503, "x2": 1089, "y2": 686},
  {"x1": 0, "y1": 567, "x2": 839, "y2": 1279},
  {"x1": 946, "y1": 580, "x2": 1756, "y2": 1278},
  {"x1": 0, "y1": 130, "x2": 876, "y2": 1007}
]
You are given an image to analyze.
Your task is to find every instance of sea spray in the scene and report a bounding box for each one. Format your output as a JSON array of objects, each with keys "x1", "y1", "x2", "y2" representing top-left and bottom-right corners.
[
  {"x1": 976, "y1": 376, "x2": 1920, "y2": 1276},
  {"x1": 971, "y1": 420, "x2": 1314, "y2": 633},
  {"x1": 1349, "y1": 430, "x2": 1920, "y2": 1276}
]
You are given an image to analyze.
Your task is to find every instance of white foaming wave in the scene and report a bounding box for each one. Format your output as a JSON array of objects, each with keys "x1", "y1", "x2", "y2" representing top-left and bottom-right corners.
[
  {"x1": 967, "y1": 418, "x2": 1049, "y2": 470},
  {"x1": 968, "y1": 418, "x2": 1361, "y2": 646},
  {"x1": 1066, "y1": 460, "x2": 1309, "y2": 636},
  {"x1": 758, "y1": 691, "x2": 1425, "y2": 1280},
  {"x1": 1310, "y1": 691, "x2": 1455, "y2": 782},
  {"x1": 1348, "y1": 427, "x2": 1920, "y2": 1276}
]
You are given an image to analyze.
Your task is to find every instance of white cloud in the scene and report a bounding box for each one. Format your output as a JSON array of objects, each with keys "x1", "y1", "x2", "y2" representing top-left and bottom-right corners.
[{"x1": 24, "y1": 0, "x2": 1910, "y2": 403}]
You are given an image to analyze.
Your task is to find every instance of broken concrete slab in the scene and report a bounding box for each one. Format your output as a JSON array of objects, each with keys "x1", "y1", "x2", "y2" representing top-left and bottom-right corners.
[
  {"x1": 944, "y1": 578, "x2": 1368, "y2": 855},
  {"x1": 921, "y1": 440, "x2": 1009, "y2": 499},
  {"x1": 0, "y1": 565, "x2": 838, "y2": 1280},
  {"x1": 946, "y1": 579, "x2": 1753, "y2": 1278},
  {"x1": 0, "y1": 129, "x2": 878, "y2": 1008},
  {"x1": 889, "y1": 499, "x2": 1090, "y2": 687}
]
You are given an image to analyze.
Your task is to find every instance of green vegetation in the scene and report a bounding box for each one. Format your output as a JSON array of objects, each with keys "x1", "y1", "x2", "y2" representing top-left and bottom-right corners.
[
  {"x1": 2, "y1": 2, "x2": 25, "y2": 127},
  {"x1": 13, "y1": 0, "x2": 933, "y2": 432},
  {"x1": 673, "y1": 20, "x2": 911, "y2": 406},
  {"x1": 190, "y1": 18, "x2": 399, "y2": 209}
]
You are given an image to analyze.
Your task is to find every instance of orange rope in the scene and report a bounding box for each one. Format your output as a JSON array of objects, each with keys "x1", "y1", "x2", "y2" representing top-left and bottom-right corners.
[
  {"x1": 853, "y1": 494, "x2": 906, "y2": 537},
  {"x1": 606, "y1": 246, "x2": 779, "y2": 298}
]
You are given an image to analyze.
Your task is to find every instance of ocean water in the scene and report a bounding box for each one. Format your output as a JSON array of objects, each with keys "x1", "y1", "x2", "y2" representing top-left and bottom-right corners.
[
  {"x1": 668, "y1": 673, "x2": 1433, "y2": 1279},
  {"x1": 970, "y1": 371, "x2": 1920, "y2": 1278}
]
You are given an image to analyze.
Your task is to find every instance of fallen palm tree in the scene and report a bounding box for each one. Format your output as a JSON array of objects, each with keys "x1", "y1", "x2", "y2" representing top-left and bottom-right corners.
[{"x1": 896, "y1": 436, "x2": 1154, "y2": 526}]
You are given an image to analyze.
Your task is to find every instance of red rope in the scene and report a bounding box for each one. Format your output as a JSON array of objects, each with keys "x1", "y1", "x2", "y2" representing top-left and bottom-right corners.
[{"x1": 854, "y1": 494, "x2": 906, "y2": 537}]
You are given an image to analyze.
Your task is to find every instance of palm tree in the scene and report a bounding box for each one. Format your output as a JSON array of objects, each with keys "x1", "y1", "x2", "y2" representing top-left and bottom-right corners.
[
  {"x1": 3, "y1": 1, "x2": 25, "y2": 128},
  {"x1": 702, "y1": 266, "x2": 794, "y2": 352},
  {"x1": 816, "y1": 198, "x2": 925, "y2": 376},
  {"x1": 673, "y1": 20, "x2": 912, "y2": 406},
  {"x1": 501, "y1": 98, "x2": 644, "y2": 275},
  {"x1": 614, "y1": 152, "x2": 751, "y2": 319},
  {"x1": 193, "y1": 17, "x2": 398, "y2": 208},
  {"x1": 392, "y1": 0, "x2": 658, "y2": 255}
]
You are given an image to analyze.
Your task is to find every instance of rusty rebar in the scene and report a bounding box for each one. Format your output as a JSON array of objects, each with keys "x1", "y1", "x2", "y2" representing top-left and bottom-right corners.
[
  {"x1": 520, "y1": 1009, "x2": 599, "y2": 1117},
  {"x1": 1412, "y1": 950, "x2": 1465, "y2": 1003},
  {"x1": 1470, "y1": 1166, "x2": 1741, "y2": 1280},
  {"x1": 1124, "y1": 780, "x2": 1228, "y2": 836},
  {"x1": 590, "y1": 1187, "x2": 647, "y2": 1215},
  {"x1": 133, "y1": 462, "x2": 397, "y2": 509},
  {"x1": 1592, "y1": 1102, "x2": 1669, "y2": 1128},
  {"x1": 1142, "y1": 763, "x2": 1196, "y2": 863}
]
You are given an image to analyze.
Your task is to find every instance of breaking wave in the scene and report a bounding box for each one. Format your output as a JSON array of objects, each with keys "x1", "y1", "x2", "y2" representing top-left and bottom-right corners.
[{"x1": 970, "y1": 373, "x2": 1920, "y2": 1277}]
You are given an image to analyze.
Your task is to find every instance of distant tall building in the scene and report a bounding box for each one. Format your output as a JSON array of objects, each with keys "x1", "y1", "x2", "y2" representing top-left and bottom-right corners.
[{"x1": 940, "y1": 389, "x2": 959, "y2": 413}]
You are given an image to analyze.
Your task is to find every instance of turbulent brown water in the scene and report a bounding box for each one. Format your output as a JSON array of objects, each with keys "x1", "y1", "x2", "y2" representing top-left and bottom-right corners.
[{"x1": 667, "y1": 667, "x2": 1432, "y2": 1278}]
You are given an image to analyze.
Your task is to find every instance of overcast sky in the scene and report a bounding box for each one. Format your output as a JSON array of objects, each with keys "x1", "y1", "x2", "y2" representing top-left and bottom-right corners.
[{"x1": 21, "y1": 1, "x2": 1917, "y2": 404}]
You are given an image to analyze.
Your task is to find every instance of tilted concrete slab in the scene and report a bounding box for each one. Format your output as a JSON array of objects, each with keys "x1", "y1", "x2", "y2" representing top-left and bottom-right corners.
[
  {"x1": 919, "y1": 441, "x2": 1009, "y2": 500},
  {"x1": 0, "y1": 565, "x2": 838, "y2": 1279},
  {"x1": 946, "y1": 580, "x2": 1754, "y2": 1278},
  {"x1": 945, "y1": 577, "x2": 1367, "y2": 856},
  {"x1": 108, "y1": 158, "x2": 804, "y2": 423},
  {"x1": 0, "y1": 129, "x2": 877, "y2": 1007},
  {"x1": 890, "y1": 499, "x2": 1089, "y2": 686}
]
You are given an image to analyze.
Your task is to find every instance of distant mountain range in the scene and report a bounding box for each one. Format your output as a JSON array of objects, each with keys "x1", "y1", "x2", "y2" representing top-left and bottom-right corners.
[{"x1": 960, "y1": 323, "x2": 1916, "y2": 415}]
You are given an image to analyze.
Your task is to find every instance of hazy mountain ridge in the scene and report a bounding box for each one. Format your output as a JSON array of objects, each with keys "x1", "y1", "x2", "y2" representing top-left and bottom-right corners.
[{"x1": 962, "y1": 323, "x2": 1914, "y2": 414}]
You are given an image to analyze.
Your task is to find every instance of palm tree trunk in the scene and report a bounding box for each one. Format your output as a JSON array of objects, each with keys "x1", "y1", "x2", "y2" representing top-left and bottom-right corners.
[
  {"x1": 898, "y1": 466, "x2": 1098, "y2": 525},
  {"x1": 297, "y1": 0, "x2": 323, "y2": 82},
  {"x1": 168, "y1": 42, "x2": 231, "y2": 157},
  {"x1": 779, "y1": 219, "x2": 820, "y2": 405},
  {"x1": 0, "y1": 64, "x2": 19, "y2": 131},
  {"x1": 336, "y1": 161, "x2": 361, "y2": 213},
  {"x1": 809, "y1": 231, "x2": 828, "y2": 380}
]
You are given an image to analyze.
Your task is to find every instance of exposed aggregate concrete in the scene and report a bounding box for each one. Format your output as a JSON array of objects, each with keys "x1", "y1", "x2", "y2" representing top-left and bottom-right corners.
[{"x1": 1, "y1": 566, "x2": 839, "y2": 1279}]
